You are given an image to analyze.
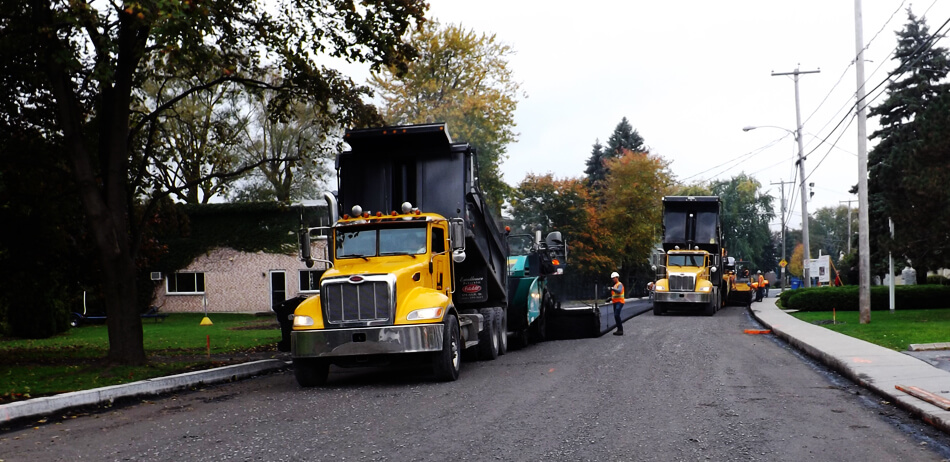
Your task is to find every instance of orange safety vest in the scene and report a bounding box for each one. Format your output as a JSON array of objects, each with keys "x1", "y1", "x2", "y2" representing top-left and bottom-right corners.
[
  {"x1": 611, "y1": 281, "x2": 625, "y2": 303},
  {"x1": 758, "y1": 274, "x2": 766, "y2": 286}
]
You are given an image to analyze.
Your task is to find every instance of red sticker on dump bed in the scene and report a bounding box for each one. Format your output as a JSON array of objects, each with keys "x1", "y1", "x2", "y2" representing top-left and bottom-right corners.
[{"x1": 462, "y1": 284, "x2": 481, "y2": 293}]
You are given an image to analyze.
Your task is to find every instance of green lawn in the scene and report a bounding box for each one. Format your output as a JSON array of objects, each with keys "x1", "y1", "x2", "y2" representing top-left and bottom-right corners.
[
  {"x1": 0, "y1": 313, "x2": 281, "y2": 403},
  {"x1": 790, "y1": 309, "x2": 950, "y2": 351}
]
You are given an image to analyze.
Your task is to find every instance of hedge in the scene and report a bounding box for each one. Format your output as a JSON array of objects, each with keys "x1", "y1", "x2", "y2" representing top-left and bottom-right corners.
[{"x1": 780, "y1": 285, "x2": 950, "y2": 312}]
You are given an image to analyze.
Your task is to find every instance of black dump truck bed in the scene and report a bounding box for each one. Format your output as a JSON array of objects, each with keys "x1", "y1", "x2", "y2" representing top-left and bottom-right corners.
[
  {"x1": 337, "y1": 123, "x2": 508, "y2": 309},
  {"x1": 661, "y1": 196, "x2": 722, "y2": 253}
]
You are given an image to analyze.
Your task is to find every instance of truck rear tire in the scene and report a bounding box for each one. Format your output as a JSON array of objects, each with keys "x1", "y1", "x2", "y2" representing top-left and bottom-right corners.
[
  {"x1": 293, "y1": 358, "x2": 330, "y2": 387},
  {"x1": 432, "y1": 314, "x2": 461, "y2": 381},
  {"x1": 477, "y1": 308, "x2": 499, "y2": 360},
  {"x1": 494, "y1": 307, "x2": 507, "y2": 356}
]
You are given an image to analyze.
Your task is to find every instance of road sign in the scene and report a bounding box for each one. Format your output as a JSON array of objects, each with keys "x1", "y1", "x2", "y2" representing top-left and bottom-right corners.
[{"x1": 779, "y1": 259, "x2": 788, "y2": 268}]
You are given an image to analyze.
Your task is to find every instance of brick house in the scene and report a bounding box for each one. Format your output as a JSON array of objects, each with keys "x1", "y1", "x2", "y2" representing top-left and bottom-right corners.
[{"x1": 150, "y1": 202, "x2": 329, "y2": 314}]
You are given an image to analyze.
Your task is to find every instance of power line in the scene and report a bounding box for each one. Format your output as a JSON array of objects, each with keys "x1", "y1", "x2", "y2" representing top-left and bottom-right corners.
[{"x1": 800, "y1": 15, "x2": 950, "y2": 179}]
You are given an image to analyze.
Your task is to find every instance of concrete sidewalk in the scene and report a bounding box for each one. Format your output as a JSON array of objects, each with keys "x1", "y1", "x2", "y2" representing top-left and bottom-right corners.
[{"x1": 750, "y1": 296, "x2": 950, "y2": 435}]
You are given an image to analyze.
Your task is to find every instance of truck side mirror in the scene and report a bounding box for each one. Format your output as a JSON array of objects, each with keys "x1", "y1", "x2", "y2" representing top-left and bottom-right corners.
[
  {"x1": 299, "y1": 226, "x2": 313, "y2": 267},
  {"x1": 449, "y1": 219, "x2": 465, "y2": 251}
]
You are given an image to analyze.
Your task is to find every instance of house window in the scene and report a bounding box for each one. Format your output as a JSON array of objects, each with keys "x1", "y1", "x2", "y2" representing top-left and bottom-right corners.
[
  {"x1": 299, "y1": 270, "x2": 324, "y2": 293},
  {"x1": 167, "y1": 272, "x2": 205, "y2": 294}
]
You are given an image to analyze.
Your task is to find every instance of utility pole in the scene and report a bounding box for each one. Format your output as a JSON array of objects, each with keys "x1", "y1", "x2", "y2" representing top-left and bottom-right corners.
[
  {"x1": 772, "y1": 180, "x2": 794, "y2": 288},
  {"x1": 855, "y1": 0, "x2": 872, "y2": 324},
  {"x1": 840, "y1": 199, "x2": 857, "y2": 254},
  {"x1": 773, "y1": 66, "x2": 820, "y2": 288}
]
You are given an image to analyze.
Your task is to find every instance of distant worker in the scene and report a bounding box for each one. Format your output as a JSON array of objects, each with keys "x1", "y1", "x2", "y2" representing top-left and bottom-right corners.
[
  {"x1": 647, "y1": 281, "x2": 655, "y2": 300},
  {"x1": 750, "y1": 278, "x2": 759, "y2": 302},
  {"x1": 609, "y1": 272, "x2": 625, "y2": 336},
  {"x1": 756, "y1": 271, "x2": 767, "y2": 302}
]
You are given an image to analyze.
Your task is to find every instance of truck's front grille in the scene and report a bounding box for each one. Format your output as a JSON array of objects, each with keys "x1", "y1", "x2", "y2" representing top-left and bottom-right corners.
[
  {"x1": 669, "y1": 275, "x2": 695, "y2": 292},
  {"x1": 322, "y1": 277, "x2": 394, "y2": 325}
]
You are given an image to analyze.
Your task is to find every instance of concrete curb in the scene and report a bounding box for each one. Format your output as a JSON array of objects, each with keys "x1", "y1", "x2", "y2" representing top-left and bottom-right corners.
[
  {"x1": 749, "y1": 299, "x2": 950, "y2": 435},
  {"x1": 0, "y1": 359, "x2": 288, "y2": 426}
]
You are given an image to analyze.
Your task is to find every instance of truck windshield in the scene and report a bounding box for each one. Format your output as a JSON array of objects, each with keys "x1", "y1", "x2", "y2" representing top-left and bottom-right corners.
[
  {"x1": 667, "y1": 254, "x2": 705, "y2": 267},
  {"x1": 336, "y1": 225, "x2": 428, "y2": 258},
  {"x1": 508, "y1": 235, "x2": 534, "y2": 257}
]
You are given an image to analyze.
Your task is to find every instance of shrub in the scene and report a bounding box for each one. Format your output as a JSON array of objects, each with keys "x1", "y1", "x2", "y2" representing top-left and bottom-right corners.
[
  {"x1": 783, "y1": 284, "x2": 950, "y2": 312},
  {"x1": 926, "y1": 274, "x2": 949, "y2": 286}
]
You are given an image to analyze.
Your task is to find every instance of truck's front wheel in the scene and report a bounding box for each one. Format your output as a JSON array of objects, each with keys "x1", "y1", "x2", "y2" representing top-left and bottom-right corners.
[
  {"x1": 293, "y1": 358, "x2": 329, "y2": 387},
  {"x1": 432, "y1": 314, "x2": 461, "y2": 381}
]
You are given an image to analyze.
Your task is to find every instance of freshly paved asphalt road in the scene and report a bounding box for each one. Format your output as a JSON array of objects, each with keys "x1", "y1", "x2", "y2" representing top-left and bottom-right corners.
[{"x1": 3, "y1": 301, "x2": 950, "y2": 461}]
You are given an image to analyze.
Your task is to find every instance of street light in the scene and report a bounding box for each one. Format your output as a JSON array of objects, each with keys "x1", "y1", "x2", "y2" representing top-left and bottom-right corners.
[{"x1": 743, "y1": 125, "x2": 812, "y2": 288}]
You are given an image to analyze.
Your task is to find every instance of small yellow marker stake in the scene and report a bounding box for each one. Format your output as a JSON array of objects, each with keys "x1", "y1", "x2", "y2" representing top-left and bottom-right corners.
[{"x1": 200, "y1": 294, "x2": 213, "y2": 325}]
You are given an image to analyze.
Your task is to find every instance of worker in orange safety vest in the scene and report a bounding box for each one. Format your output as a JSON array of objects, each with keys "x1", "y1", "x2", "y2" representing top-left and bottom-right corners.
[
  {"x1": 756, "y1": 271, "x2": 767, "y2": 301},
  {"x1": 609, "y1": 272, "x2": 625, "y2": 336}
]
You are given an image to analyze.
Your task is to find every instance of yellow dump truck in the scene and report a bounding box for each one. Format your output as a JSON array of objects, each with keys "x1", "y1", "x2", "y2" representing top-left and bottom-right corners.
[
  {"x1": 290, "y1": 123, "x2": 563, "y2": 386},
  {"x1": 652, "y1": 196, "x2": 726, "y2": 316}
]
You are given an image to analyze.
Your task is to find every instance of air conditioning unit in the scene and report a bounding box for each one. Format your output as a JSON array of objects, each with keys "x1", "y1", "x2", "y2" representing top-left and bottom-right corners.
[{"x1": 150, "y1": 272, "x2": 163, "y2": 281}]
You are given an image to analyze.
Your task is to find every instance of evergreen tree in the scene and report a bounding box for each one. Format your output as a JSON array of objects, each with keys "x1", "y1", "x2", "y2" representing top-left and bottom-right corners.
[
  {"x1": 583, "y1": 140, "x2": 605, "y2": 186},
  {"x1": 605, "y1": 117, "x2": 646, "y2": 155},
  {"x1": 584, "y1": 117, "x2": 646, "y2": 188},
  {"x1": 868, "y1": 9, "x2": 950, "y2": 277}
]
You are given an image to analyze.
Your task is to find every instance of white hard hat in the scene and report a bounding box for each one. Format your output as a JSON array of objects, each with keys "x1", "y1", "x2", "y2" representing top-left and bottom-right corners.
[{"x1": 610, "y1": 272, "x2": 620, "y2": 279}]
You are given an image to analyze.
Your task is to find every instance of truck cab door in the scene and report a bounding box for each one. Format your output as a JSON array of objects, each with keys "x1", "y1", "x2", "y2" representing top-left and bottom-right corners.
[{"x1": 431, "y1": 225, "x2": 450, "y2": 293}]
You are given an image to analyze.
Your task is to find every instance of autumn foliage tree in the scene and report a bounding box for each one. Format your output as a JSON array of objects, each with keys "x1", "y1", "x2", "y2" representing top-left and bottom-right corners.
[
  {"x1": 509, "y1": 174, "x2": 613, "y2": 279},
  {"x1": 789, "y1": 243, "x2": 805, "y2": 278},
  {"x1": 371, "y1": 20, "x2": 523, "y2": 214},
  {"x1": 601, "y1": 149, "x2": 673, "y2": 277}
]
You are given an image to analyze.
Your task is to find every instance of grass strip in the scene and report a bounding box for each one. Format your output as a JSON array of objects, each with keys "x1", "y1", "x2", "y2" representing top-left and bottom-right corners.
[
  {"x1": 790, "y1": 309, "x2": 950, "y2": 351},
  {"x1": 1, "y1": 313, "x2": 281, "y2": 403}
]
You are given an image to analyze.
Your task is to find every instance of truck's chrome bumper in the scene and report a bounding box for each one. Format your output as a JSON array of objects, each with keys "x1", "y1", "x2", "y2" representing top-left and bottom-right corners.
[
  {"x1": 292, "y1": 324, "x2": 444, "y2": 358},
  {"x1": 654, "y1": 292, "x2": 712, "y2": 303}
]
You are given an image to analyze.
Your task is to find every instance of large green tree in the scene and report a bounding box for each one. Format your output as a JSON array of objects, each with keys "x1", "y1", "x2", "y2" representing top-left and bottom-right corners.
[
  {"x1": 4, "y1": 0, "x2": 425, "y2": 363},
  {"x1": 868, "y1": 9, "x2": 950, "y2": 279},
  {"x1": 231, "y1": 79, "x2": 339, "y2": 203},
  {"x1": 142, "y1": 75, "x2": 247, "y2": 204},
  {"x1": 810, "y1": 205, "x2": 854, "y2": 261},
  {"x1": 710, "y1": 174, "x2": 775, "y2": 272},
  {"x1": 370, "y1": 20, "x2": 522, "y2": 214}
]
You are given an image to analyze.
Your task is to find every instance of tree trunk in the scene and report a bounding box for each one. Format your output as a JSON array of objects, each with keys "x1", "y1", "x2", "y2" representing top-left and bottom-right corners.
[{"x1": 37, "y1": 5, "x2": 149, "y2": 365}]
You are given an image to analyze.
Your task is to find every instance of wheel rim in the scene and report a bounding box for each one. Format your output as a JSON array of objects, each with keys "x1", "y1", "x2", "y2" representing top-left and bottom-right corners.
[
  {"x1": 491, "y1": 323, "x2": 499, "y2": 351},
  {"x1": 499, "y1": 314, "x2": 507, "y2": 351},
  {"x1": 451, "y1": 330, "x2": 460, "y2": 370}
]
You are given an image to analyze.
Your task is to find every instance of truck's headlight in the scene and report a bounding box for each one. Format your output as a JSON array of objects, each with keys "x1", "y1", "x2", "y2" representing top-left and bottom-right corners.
[
  {"x1": 293, "y1": 315, "x2": 314, "y2": 327},
  {"x1": 655, "y1": 284, "x2": 667, "y2": 291},
  {"x1": 699, "y1": 286, "x2": 712, "y2": 292},
  {"x1": 407, "y1": 307, "x2": 444, "y2": 321}
]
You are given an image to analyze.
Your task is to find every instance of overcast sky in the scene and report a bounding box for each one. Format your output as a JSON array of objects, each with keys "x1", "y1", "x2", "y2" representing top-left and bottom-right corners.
[{"x1": 412, "y1": 0, "x2": 950, "y2": 232}]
